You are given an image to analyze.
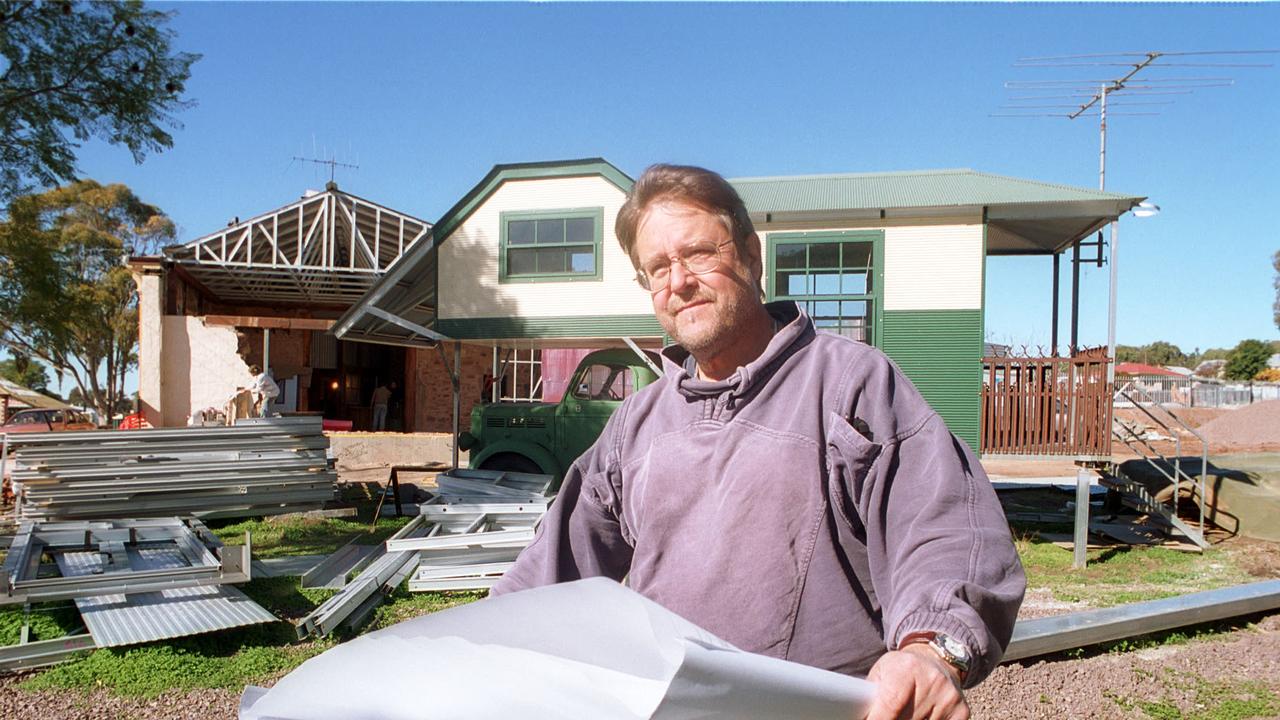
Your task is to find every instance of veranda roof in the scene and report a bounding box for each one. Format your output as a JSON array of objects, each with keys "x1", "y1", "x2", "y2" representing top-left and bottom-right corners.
[{"x1": 730, "y1": 168, "x2": 1145, "y2": 255}]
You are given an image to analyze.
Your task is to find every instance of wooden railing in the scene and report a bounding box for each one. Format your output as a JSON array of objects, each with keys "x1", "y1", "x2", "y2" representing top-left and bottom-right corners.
[{"x1": 981, "y1": 350, "x2": 1113, "y2": 456}]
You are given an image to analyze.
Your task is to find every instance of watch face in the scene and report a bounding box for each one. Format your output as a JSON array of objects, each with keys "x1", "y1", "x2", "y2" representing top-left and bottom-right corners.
[{"x1": 938, "y1": 634, "x2": 971, "y2": 664}]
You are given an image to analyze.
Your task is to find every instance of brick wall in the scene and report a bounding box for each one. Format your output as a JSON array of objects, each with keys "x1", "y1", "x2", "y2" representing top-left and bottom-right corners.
[
  {"x1": 411, "y1": 344, "x2": 492, "y2": 433},
  {"x1": 238, "y1": 327, "x2": 309, "y2": 377}
]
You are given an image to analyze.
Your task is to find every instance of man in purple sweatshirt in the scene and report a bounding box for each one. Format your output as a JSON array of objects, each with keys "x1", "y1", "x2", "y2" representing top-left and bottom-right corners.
[{"x1": 492, "y1": 164, "x2": 1025, "y2": 720}]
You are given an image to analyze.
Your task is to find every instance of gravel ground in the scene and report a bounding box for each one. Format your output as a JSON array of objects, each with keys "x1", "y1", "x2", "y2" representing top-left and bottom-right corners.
[
  {"x1": 2, "y1": 613, "x2": 1277, "y2": 719},
  {"x1": 969, "y1": 613, "x2": 1280, "y2": 719}
]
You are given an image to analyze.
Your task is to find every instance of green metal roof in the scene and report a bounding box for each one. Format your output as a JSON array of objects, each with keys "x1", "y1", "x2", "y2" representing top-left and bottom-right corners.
[
  {"x1": 729, "y1": 168, "x2": 1140, "y2": 213},
  {"x1": 334, "y1": 160, "x2": 1147, "y2": 348}
]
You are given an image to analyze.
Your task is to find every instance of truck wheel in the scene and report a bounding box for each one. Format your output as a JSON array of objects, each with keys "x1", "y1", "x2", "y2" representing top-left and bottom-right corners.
[{"x1": 478, "y1": 453, "x2": 543, "y2": 474}]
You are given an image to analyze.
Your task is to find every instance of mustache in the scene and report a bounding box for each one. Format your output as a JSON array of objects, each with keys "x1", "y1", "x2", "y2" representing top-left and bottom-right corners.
[{"x1": 667, "y1": 292, "x2": 715, "y2": 314}]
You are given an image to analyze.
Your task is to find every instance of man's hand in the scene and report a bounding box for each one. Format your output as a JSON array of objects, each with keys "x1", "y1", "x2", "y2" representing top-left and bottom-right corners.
[{"x1": 865, "y1": 643, "x2": 969, "y2": 720}]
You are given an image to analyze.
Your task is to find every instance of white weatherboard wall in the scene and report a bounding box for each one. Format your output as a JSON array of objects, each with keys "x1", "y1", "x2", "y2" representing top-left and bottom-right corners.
[
  {"x1": 882, "y1": 224, "x2": 982, "y2": 311},
  {"x1": 756, "y1": 220, "x2": 984, "y2": 311},
  {"x1": 437, "y1": 176, "x2": 652, "y2": 321},
  {"x1": 160, "y1": 316, "x2": 253, "y2": 426}
]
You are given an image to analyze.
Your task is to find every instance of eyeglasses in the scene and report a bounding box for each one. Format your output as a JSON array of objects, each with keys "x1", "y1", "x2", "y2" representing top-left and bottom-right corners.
[{"x1": 635, "y1": 240, "x2": 732, "y2": 293}]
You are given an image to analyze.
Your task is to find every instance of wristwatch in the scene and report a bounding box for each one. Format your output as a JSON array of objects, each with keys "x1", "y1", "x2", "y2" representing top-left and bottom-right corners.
[{"x1": 900, "y1": 631, "x2": 971, "y2": 682}]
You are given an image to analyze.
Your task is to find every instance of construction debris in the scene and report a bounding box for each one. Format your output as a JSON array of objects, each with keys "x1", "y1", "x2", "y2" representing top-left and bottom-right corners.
[{"x1": 4, "y1": 417, "x2": 337, "y2": 521}]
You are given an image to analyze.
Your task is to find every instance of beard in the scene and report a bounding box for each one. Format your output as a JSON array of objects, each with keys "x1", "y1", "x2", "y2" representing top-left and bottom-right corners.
[{"x1": 661, "y1": 281, "x2": 756, "y2": 360}]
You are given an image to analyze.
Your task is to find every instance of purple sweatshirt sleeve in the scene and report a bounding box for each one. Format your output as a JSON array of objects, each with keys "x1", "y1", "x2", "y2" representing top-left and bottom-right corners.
[
  {"x1": 831, "y1": 363, "x2": 1025, "y2": 687},
  {"x1": 490, "y1": 421, "x2": 632, "y2": 595}
]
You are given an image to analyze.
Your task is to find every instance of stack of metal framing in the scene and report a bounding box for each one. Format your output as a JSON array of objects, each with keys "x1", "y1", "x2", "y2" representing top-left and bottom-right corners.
[
  {"x1": 0, "y1": 518, "x2": 276, "y2": 670},
  {"x1": 295, "y1": 470, "x2": 556, "y2": 637},
  {"x1": 433, "y1": 468, "x2": 554, "y2": 503},
  {"x1": 401, "y1": 470, "x2": 552, "y2": 590},
  {"x1": 400, "y1": 504, "x2": 545, "y2": 591},
  {"x1": 4, "y1": 417, "x2": 336, "y2": 520}
]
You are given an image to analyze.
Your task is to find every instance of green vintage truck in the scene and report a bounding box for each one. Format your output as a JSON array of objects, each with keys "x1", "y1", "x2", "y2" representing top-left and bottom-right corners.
[{"x1": 457, "y1": 348, "x2": 661, "y2": 489}]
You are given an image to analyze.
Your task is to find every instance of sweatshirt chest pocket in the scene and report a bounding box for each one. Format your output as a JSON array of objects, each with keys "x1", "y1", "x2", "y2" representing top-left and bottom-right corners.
[{"x1": 624, "y1": 420, "x2": 825, "y2": 658}]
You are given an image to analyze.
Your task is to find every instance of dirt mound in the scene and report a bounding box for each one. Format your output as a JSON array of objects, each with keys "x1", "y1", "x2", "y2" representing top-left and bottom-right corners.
[{"x1": 1197, "y1": 399, "x2": 1280, "y2": 447}]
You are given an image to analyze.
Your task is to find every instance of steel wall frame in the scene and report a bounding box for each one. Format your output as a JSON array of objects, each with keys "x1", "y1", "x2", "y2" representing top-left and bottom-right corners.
[{"x1": 1, "y1": 518, "x2": 250, "y2": 605}]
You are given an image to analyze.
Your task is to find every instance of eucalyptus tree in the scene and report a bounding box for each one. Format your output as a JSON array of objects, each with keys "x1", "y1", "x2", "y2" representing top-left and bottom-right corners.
[{"x1": 0, "y1": 180, "x2": 174, "y2": 417}]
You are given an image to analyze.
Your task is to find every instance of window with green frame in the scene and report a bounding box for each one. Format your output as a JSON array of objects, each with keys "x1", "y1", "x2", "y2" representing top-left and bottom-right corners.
[
  {"x1": 499, "y1": 208, "x2": 603, "y2": 282},
  {"x1": 770, "y1": 233, "x2": 879, "y2": 343}
]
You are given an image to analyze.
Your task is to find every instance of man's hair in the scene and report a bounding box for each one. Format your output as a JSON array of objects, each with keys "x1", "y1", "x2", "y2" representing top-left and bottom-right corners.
[{"x1": 615, "y1": 164, "x2": 757, "y2": 272}]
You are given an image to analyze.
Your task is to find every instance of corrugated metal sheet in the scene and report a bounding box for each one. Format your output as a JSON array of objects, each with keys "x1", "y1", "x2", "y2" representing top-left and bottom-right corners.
[
  {"x1": 880, "y1": 309, "x2": 984, "y2": 451},
  {"x1": 0, "y1": 377, "x2": 69, "y2": 410},
  {"x1": 731, "y1": 169, "x2": 1139, "y2": 214},
  {"x1": 58, "y1": 549, "x2": 276, "y2": 648}
]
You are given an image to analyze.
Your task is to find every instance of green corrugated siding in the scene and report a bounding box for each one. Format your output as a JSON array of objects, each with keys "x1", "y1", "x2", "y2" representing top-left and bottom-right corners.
[
  {"x1": 880, "y1": 309, "x2": 983, "y2": 451},
  {"x1": 437, "y1": 314, "x2": 664, "y2": 339}
]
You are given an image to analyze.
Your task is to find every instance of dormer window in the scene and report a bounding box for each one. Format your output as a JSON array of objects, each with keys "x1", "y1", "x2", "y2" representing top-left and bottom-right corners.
[{"x1": 499, "y1": 208, "x2": 603, "y2": 282}]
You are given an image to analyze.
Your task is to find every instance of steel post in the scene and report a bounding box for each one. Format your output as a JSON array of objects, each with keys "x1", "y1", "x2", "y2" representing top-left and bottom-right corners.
[
  {"x1": 1073, "y1": 469, "x2": 1090, "y2": 569},
  {"x1": 1051, "y1": 254, "x2": 1060, "y2": 355},
  {"x1": 453, "y1": 342, "x2": 462, "y2": 469}
]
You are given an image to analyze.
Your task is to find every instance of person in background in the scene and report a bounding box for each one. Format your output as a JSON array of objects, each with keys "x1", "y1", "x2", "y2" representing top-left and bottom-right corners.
[
  {"x1": 371, "y1": 380, "x2": 395, "y2": 431},
  {"x1": 247, "y1": 364, "x2": 280, "y2": 418}
]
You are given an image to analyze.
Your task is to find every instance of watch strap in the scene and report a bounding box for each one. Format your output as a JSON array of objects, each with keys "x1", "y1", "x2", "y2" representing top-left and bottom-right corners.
[{"x1": 900, "y1": 631, "x2": 971, "y2": 682}]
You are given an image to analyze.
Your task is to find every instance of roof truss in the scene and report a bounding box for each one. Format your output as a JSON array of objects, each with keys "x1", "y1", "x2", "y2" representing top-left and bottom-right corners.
[{"x1": 165, "y1": 189, "x2": 431, "y2": 306}]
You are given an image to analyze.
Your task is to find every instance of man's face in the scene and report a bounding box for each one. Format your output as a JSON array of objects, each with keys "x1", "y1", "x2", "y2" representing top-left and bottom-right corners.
[{"x1": 633, "y1": 200, "x2": 762, "y2": 358}]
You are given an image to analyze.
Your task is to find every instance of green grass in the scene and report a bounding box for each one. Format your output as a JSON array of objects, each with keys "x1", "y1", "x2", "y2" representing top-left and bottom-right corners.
[
  {"x1": 363, "y1": 586, "x2": 485, "y2": 633},
  {"x1": 1108, "y1": 667, "x2": 1280, "y2": 720},
  {"x1": 0, "y1": 601, "x2": 83, "y2": 645},
  {"x1": 211, "y1": 513, "x2": 414, "y2": 559},
  {"x1": 1015, "y1": 532, "x2": 1255, "y2": 608},
  {"x1": 15, "y1": 575, "x2": 340, "y2": 697},
  {"x1": 12, "y1": 572, "x2": 484, "y2": 698}
]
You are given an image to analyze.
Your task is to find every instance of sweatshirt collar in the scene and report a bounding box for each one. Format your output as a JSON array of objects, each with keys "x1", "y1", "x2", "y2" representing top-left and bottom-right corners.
[{"x1": 661, "y1": 301, "x2": 813, "y2": 400}]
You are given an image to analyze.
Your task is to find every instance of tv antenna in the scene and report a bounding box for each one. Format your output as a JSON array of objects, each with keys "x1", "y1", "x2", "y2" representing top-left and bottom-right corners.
[
  {"x1": 291, "y1": 154, "x2": 360, "y2": 184},
  {"x1": 994, "y1": 49, "x2": 1277, "y2": 369}
]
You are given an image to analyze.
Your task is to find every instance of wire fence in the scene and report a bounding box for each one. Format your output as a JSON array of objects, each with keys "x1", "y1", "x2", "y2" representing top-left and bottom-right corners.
[{"x1": 1113, "y1": 375, "x2": 1280, "y2": 408}]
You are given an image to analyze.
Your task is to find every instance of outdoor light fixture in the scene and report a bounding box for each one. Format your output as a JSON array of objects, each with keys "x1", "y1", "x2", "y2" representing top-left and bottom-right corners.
[
  {"x1": 330, "y1": 380, "x2": 339, "y2": 391},
  {"x1": 1132, "y1": 201, "x2": 1161, "y2": 218}
]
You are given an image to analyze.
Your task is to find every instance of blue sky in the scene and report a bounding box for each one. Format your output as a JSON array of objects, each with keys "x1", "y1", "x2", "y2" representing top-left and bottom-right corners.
[{"x1": 69, "y1": 2, "x2": 1278, "y2": 391}]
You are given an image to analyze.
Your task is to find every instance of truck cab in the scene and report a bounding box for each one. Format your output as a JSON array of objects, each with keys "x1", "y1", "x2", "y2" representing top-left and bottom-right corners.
[{"x1": 458, "y1": 348, "x2": 661, "y2": 489}]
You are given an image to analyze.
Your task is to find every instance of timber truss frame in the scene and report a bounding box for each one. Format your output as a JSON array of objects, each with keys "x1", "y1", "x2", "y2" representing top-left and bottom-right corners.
[{"x1": 164, "y1": 186, "x2": 431, "y2": 306}]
